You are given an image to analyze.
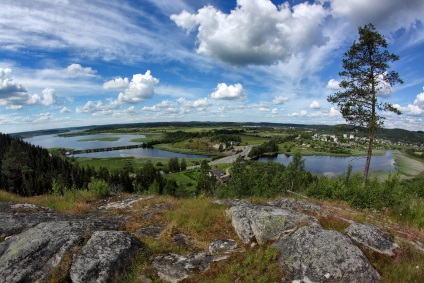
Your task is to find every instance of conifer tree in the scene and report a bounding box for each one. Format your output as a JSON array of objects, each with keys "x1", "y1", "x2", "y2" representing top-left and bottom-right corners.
[{"x1": 328, "y1": 23, "x2": 403, "y2": 186}]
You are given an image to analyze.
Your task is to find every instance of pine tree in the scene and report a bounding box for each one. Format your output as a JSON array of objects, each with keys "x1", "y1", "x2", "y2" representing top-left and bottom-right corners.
[{"x1": 328, "y1": 23, "x2": 403, "y2": 186}]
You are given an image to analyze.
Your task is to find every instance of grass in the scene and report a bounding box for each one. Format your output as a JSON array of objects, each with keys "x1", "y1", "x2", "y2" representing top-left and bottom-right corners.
[
  {"x1": 154, "y1": 142, "x2": 216, "y2": 156},
  {"x1": 77, "y1": 137, "x2": 120, "y2": 142},
  {"x1": 76, "y1": 156, "x2": 208, "y2": 171},
  {"x1": 3, "y1": 190, "x2": 424, "y2": 282},
  {"x1": 129, "y1": 133, "x2": 165, "y2": 143},
  {"x1": 394, "y1": 150, "x2": 424, "y2": 177}
]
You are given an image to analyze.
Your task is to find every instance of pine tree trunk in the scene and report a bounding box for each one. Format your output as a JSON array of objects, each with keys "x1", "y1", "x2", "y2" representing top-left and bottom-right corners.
[{"x1": 362, "y1": 129, "x2": 374, "y2": 187}]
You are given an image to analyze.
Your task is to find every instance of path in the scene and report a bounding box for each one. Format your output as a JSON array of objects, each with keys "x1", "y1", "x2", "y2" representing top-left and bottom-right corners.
[{"x1": 187, "y1": 145, "x2": 252, "y2": 170}]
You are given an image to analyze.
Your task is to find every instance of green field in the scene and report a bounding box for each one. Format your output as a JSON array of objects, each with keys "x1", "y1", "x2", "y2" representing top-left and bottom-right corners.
[
  {"x1": 76, "y1": 156, "x2": 210, "y2": 171},
  {"x1": 129, "y1": 133, "x2": 165, "y2": 143},
  {"x1": 393, "y1": 150, "x2": 424, "y2": 177}
]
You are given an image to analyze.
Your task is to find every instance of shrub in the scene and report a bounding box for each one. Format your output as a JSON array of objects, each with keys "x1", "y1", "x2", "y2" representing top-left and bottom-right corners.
[{"x1": 87, "y1": 178, "x2": 110, "y2": 198}]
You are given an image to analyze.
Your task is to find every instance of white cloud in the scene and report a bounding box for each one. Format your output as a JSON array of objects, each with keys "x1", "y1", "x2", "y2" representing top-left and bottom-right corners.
[
  {"x1": 326, "y1": 79, "x2": 340, "y2": 91},
  {"x1": 272, "y1": 96, "x2": 289, "y2": 105},
  {"x1": 118, "y1": 71, "x2": 159, "y2": 104},
  {"x1": 210, "y1": 83, "x2": 246, "y2": 100},
  {"x1": 330, "y1": 0, "x2": 424, "y2": 33},
  {"x1": 171, "y1": 0, "x2": 328, "y2": 66},
  {"x1": 259, "y1": 107, "x2": 270, "y2": 112},
  {"x1": 76, "y1": 100, "x2": 122, "y2": 115},
  {"x1": 40, "y1": 88, "x2": 58, "y2": 105},
  {"x1": 60, "y1": 107, "x2": 71, "y2": 114},
  {"x1": 414, "y1": 91, "x2": 424, "y2": 109},
  {"x1": 65, "y1": 64, "x2": 96, "y2": 77},
  {"x1": 310, "y1": 101, "x2": 320, "y2": 109},
  {"x1": 103, "y1": 77, "x2": 129, "y2": 90},
  {"x1": 289, "y1": 110, "x2": 308, "y2": 117},
  {"x1": 0, "y1": 68, "x2": 56, "y2": 108},
  {"x1": 193, "y1": 97, "x2": 210, "y2": 108},
  {"x1": 393, "y1": 104, "x2": 423, "y2": 116},
  {"x1": 271, "y1": 108, "x2": 278, "y2": 114}
]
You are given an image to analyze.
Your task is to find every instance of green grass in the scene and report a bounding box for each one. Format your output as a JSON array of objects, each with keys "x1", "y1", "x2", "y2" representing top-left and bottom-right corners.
[
  {"x1": 394, "y1": 150, "x2": 424, "y2": 177},
  {"x1": 77, "y1": 137, "x2": 120, "y2": 142},
  {"x1": 76, "y1": 157, "x2": 207, "y2": 171},
  {"x1": 154, "y1": 143, "x2": 216, "y2": 156},
  {"x1": 129, "y1": 133, "x2": 165, "y2": 143},
  {"x1": 240, "y1": 135, "x2": 270, "y2": 145}
]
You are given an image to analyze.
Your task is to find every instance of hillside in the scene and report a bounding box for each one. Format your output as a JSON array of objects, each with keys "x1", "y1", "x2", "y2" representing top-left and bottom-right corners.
[{"x1": 0, "y1": 192, "x2": 423, "y2": 282}]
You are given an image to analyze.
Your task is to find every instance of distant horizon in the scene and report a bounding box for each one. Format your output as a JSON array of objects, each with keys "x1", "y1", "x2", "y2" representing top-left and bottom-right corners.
[
  {"x1": 6, "y1": 120, "x2": 423, "y2": 136},
  {"x1": 1, "y1": 0, "x2": 423, "y2": 133}
]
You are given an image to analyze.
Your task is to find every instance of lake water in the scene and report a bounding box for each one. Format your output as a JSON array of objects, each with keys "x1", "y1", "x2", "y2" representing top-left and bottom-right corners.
[
  {"x1": 24, "y1": 134, "x2": 208, "y2": 159},
  {"x1": 258, "y1": 151, "x2": 396, "y2": 176}
]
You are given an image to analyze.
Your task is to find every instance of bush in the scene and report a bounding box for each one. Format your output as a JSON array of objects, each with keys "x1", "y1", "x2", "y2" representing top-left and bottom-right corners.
[{"x1": 88, "y1": 178, "x2": 110, "y2": 198}]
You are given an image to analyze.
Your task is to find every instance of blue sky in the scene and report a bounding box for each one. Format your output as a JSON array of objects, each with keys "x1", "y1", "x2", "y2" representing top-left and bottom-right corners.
[{"x1": 1, "y1": 0, "x2": 423, "y2": 133}]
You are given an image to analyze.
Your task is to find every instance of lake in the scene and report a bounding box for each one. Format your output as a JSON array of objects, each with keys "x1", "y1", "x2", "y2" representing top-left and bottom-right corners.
[
  {"x1": 258, "y1": 150, "x2": 396, "y2": 176},
  {"x1": 24, "y1": 134, "x2": 208, "y2": 159}
]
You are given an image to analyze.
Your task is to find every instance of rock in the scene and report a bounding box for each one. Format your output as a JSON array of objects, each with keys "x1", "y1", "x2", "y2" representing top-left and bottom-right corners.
[
  {"x1": 172, "y1": 233, "x2": 190, "y2": 247},
  {"x1": 213, "y1": 199, "x2": 252, "y2": 207},
  {"x1": 153, "y1": 253, "x2": 228, "y2": 283},
  {"x1": 276, "y1": 226, "x2": 380, "y2": 283},
  {"x1": 137, "y1": 226, "x2": 165, "y2": 239},
  {"x1": 0, "y1": 220, "x2": 115, "y2": 283},
  {"x1": 227, "y1": 202, "x2": 320, "y2": 244},
  {"x1": 345, "y1": 222, "x2": 399, "y2": 256},
  {"x1": 209, "y1": 239, "x2": 238, "y2": 254},
  {"x1": 0, "y1": 201, "x2": 127, "y2": 239},
  {"x1": 70, "y1": 231, "x2": 144, "y2": 283},
  {"x1": 267, "y1": 198, "x2": 324, "y2": 215},
  {"x1": 98, "y1": 195, "x2": 155, "y2": 210},
  {"x1": 141, "y1": 203, "x2": 172, "y2": 219}
]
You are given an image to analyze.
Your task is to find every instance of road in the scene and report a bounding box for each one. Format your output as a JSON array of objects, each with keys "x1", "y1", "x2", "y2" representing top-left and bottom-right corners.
[{"x1": 187, "y1": 145, "x2": 251, "y2": 170}]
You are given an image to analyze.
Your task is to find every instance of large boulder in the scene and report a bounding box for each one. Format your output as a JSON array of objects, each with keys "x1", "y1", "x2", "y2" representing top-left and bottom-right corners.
[
  {"x1": 0, "y1": 220, "x2": 115, "y2": 283},
  {"x1": 345, "y1": 222, "x2": 399, "y2": 256},
  {"x1": 276, "y1": 226, "x2": 380, "y2": 283},
  {"x1": 227, "y1": 202, "x2": 320, "y2": 244},
  {"x1": 70, "y1": 231, "x2": 144, "y2": 283},
  {"x1": 267, "y1": 198, "x2": 324, "y2": 215},
  {"x1": 152, "y1": 253, "x2": 228, "y2": 283}
]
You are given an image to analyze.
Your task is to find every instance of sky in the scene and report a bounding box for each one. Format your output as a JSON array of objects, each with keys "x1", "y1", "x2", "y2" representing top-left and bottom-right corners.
[{"x1": 1, "y1": 0, "x2": 424, "y2": 134}]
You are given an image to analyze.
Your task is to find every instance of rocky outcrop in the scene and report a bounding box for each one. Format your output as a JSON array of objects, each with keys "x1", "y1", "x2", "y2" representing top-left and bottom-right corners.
[
  {"x1": 98, "y1": 195, "x2": 155, "y2": 210},
  {"x1": 267, "y1": 198, "x2": 324, "y2": 215},
  {"x1": 152, "y1": 253, "x2": 228, "y2": 283},
  {"x1": 227, "y1": 202, "x2": 320, "y2": 244},
  {"x1": 276, "y1": 226, "x2": 381, "y2": 283},
  {"x1": 0, "y1": 220, "x2": 118, "y2": 283},
  {"x1": 70, "y1": 231, "x2": 144, "y2": 283},
  {"x1": 0, "y1": 201, "x2": 127, "y2": 239},
  {"x1": 137, "y1": 226, "x2": 165, "y2": 239},
  {"x1": 345, "y1": 222, "x2": 399, "y2": 256},
  {"x1": 209, "y1": 239, "x2": 239, "y2": 254}
]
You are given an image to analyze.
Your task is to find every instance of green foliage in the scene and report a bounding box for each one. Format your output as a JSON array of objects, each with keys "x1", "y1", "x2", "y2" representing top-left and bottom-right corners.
[{"x1": 87, "y1": 177, "x2": 110, "y2": 198}]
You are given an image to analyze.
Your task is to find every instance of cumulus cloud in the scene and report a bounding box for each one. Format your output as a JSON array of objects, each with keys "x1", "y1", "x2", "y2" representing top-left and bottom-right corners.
[
  {"x1": 1, "y1": 68, "x2": 57, "y2": 108},
  {"x1": 330, "y1": 0, "x2": 424, "y2": 32},
  {"x1": 326, "y1": 79, "x2": 341, "y2": 91},
  {"x1": 60, "y1": 107, "x2": 71, "y2": 114},
  {"x1": 65, "y1": 64, "x2": 96, "y2": 77},
  {"x1": 310, "y1": 101, "x2": 320, "y2": 109},
  {"x1": 271, "y1": 108, "x2": 278, "y2": 114},
  {"x1": 76, "y1": 100, "x2": 122, "y2": 115},
  {"x1": 272, "y1": 96, "x2": 289, "y2": 105},
  {"x1": 210, "y1": 83, "x2": 246, "y2": 100},
  {"x1": 289, "y1": 110, "x2": 308, "y2": 117},
  {"x1": 414, "y1": 91, "x2": 424, "y2": 109},
  {"x1": 392, "y1": 89, "x2": 424, "y2": 116},
  {"x1": 118, "y1": 71, "x2": 159, "y2": 104},
  {"x1": 171, "y1": 0, "x2": 328, "y2": 66},
  {"x1": 103, "y1": 77, "x2": 130, "y2": 90},
  {"x1": 40, "y1": 88, "x2": 58, "y2": 105}
]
